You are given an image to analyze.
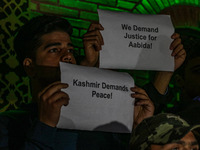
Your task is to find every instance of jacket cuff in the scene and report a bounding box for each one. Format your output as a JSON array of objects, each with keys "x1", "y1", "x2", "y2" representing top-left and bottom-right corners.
[
  {"x1": 27, "y1": 120, "x2": 57, "y2": 147},
  {"x1": 143, "y1": 82, "x2": 169, "y2": 114}
]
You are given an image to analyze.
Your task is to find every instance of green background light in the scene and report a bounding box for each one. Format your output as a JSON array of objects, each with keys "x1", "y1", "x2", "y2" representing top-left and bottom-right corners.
[{"x1": 0, "y1": 0, "x2": 200, "y2": 112}]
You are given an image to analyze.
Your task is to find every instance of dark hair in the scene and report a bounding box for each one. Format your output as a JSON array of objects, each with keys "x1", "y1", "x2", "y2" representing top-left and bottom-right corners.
[{"x1": 14, "y1": 15, "x2": 73, "y2": 65}]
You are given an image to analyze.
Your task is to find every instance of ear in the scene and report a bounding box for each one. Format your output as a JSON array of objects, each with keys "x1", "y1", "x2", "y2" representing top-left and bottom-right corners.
[
  {"x1": 23, "y1": 58, "x2": 35, "y2": 77},
  {"x1": 174, "y1": 74, "x2": 184, "y2": 88},
  {"x1": 23, "y1": 58, "x2": 32, "y2": 67}
]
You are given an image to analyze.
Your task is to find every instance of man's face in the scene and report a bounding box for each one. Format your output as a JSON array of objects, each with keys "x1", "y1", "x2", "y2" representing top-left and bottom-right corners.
[
  {"x1": 24, "y1": 31, "x2": 77, "y2": 85},
  {"x1": 150, "y1": 131, "x2": 199, "y2": 150},
  {"x1": 35, "y1": 31, "x2": 76, "y2": 66},
  {"x1": 183, "y1": 57, "x2": 200, "y2": 98}
]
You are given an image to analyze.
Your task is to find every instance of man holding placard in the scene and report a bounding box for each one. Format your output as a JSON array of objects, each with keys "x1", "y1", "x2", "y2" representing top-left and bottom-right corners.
[
  {"x1": 0, "y1": 15, "x2": 154, "y2": 150},
  {"x1": 0, "y1": 10, "x2": 185, "y2": 150},
  {"x1": 62, "y1": 9, "x2": 185, "y2": 149},
  {"x1": 93, "y1": 9, "x2": 186, "y2": 114}
]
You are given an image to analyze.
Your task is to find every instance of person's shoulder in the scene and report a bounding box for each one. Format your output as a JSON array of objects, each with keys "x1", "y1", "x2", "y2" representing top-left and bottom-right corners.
[
  {"x1": 0, "y1": 103, "x2": 37, "y2": 126},
  {"x1": 0, "y1": 103, "x2": 38, "y2": 149}
]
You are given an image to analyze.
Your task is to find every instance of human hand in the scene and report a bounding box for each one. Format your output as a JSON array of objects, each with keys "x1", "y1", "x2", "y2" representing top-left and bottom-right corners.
[
  {"x1": 81, "y1": 23, "x2": 104, "y2": 67},
  {"x1": 131, "y1": 87, "x2": 154, "y2": 129},
  {"x1": 37, "y1": 81, "x2": 69, "y2": 127},
  {"x1": 153, "y1": 33, "x2": 186, "y2": 94},
  {"x1": 170, "y1": 33, "x2": 186, "y2": 71}
]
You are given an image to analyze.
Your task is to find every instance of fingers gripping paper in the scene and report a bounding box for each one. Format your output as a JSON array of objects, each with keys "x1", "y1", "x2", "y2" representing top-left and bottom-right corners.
[
  {"x1": 58, "y1": 62, "x2": 135, "y2": 133},
  {"x1": 98, "y1": 9, "x2": 174, "y2": 71}
]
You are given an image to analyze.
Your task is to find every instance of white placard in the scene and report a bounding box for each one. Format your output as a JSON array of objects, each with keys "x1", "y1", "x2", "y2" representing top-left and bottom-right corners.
[
  {"x1": 98, "y1": 9, "x2": 174, "y2": 71},
  {"x1": 57, "y1": 62, "x2": 135, "y2": 133}
]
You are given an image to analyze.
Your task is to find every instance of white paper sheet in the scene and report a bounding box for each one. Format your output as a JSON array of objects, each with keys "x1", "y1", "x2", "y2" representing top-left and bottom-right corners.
[
  {"x1": 98, "y1": 9, "x2": 175, "y2": 71},
  {"x1": 57, "y1": 62, "x2": 135, "y2": 133}
]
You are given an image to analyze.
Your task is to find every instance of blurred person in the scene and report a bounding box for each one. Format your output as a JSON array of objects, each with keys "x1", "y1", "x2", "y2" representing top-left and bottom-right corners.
[
  {"x1": 130, "y1": 113, "x2": 200, "y2": 150},
  {"x1": 169, "y1": 30, "x2": 200, "y2": 125}
]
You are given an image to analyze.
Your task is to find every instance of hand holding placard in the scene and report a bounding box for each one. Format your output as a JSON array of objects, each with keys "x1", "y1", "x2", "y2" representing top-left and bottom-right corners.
[
  {"x1": 98, "y1": 9, "x2": 175, "y2": 71},
  {"x1": 57, "y1": 62, "x2": 135, "y2": 133}
]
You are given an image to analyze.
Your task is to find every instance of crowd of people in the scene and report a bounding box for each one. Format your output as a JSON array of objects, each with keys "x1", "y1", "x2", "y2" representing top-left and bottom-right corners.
[{"x1": 0, "y1": 14, "x2": 199, "y2": 150}]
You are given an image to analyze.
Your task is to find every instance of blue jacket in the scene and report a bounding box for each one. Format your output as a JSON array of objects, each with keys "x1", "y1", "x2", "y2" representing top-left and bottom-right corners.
[
  {"x1": 0, "y1": 103, "x2": 130, "y2": 150},
  {"x1": 0, "y1": 82, "x2": 162, "y2": 150}
]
